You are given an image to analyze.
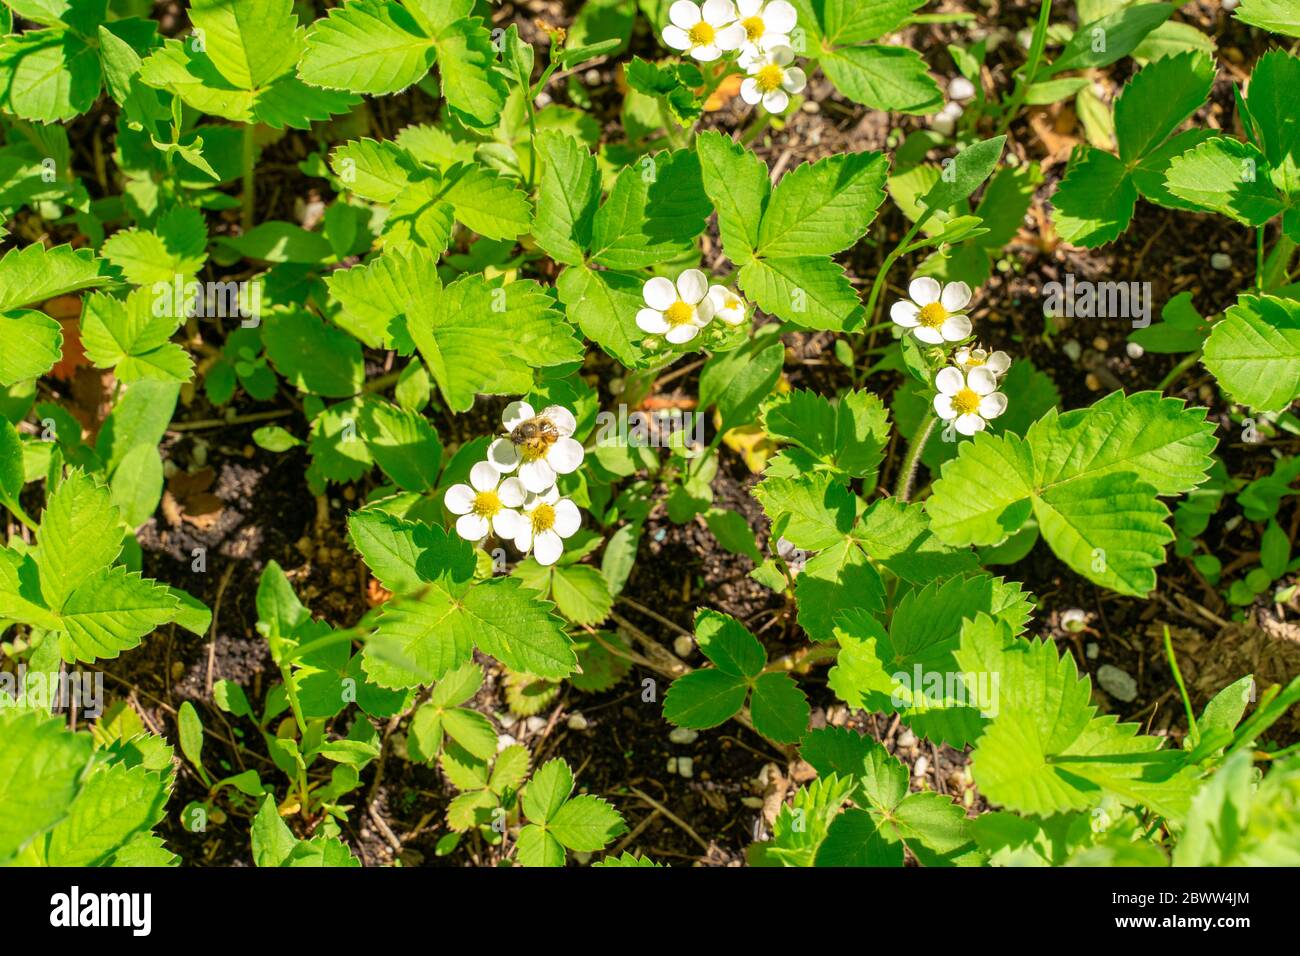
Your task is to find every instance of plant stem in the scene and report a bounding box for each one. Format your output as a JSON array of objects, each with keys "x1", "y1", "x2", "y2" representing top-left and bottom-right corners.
[
  {"x1": 862, "y1": 216, "x2": 929, "y2": 331},
  {"x1": 1262, "y1": 232, "x2": 1298, "y2": 291},
  {"x1": 1158, "y1": 350, "x2": 1201, "y2": 391},
  {"x1": 894, "y1": 408, "x2": 937, "y2": 501},
  {"x1": 997, "y1": 0, "x2": 1053, "y2": 137},
  {"x1": 1163, "y1": 625, "x2": 1198, "y2": 739},
  {"x1": 240, "y1": 123, "x2": 256, "y2": 233}
]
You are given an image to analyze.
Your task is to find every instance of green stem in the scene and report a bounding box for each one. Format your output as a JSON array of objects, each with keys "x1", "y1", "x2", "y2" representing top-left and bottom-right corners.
[
  {"x1": 1163, "y1": 625, "x2": 1198, "y2": 739},
  {"x1": 997, "y1": 0, "x2": 1053, "y2": 137},
  {"x1": 688, "y1": 426, "x2": 726, "y2": 480},
  {"x1": 894, "y1": 408, "x2": 937, "y2": 501},
  {"x1": 240, "y1": 123, "x2": 256, "y2": 233},
  {"x1": 862, "y1": 215, "x2": 930, "y2": 332},
  {"x1": 525, "y1": 96, "x2": 539, "y2": 193},
  {"x1": 1261, "y1": 232, "x2": 1298, "y2": 291},
  {"x1": 1158, "y1": 350, "x2": 1201, "y2": 391}
]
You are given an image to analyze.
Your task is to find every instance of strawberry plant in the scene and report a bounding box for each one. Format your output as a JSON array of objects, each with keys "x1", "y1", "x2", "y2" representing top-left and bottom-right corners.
[{"x1": 2, "y1": 0, "x2": 1299, "y2": 873}]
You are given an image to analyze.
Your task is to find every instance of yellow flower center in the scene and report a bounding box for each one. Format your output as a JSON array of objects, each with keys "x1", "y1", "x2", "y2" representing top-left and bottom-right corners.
[
  {"x1": 530, "y1": 502, "x2": 557, "y2": 534},
  {"x1": 965, "y1": 354, "x2": 986, "y2": 366},
  {"x1": 756, "y1": 63, "x2": 784, "y2": 93},
  {"x1": 689, "y1": 21, "x2": 716, "y2": 46},
  {"x1": 743, "y1": 16, "x2": 765, "y2": 40},
  {"x1": 918, "y1": 302, "x2": 949, "y2": 328},
  {"x1": 952, "y1": 388, "x2": 981, "y2": 416},
  {"x1": 664, "y1": 300, "x2": 695, "y2": 326},
  {"x1": 725, "y1": 295, "x2": 742, "y2": 312},
  {"x1": 472, "y1": 490, "x2": 502, "y2": 517}
]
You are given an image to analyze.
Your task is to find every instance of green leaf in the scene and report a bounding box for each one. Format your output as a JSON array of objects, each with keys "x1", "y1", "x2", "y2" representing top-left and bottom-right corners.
[
  {"x1": 533, "y1": 129, "x2": 600, "y2": 266},
  {"x1": 189, "y1": 0, "x2": 300, "y2": 90},
  {"x1": 1165, "y1": 136, "x2": 1285, "y2": 225},
  {"x1": 262, "y1": 309, "x2": 365, "y2": 397},
  {"x1": 749, "y1": 672, "x2": 810, "y2": 744},
  {"x1": 297, "y1": 0, "x2": 435, "y2": 95},
  {"x1": 920, "y1": 135, "x2": 1006, "y2": 212},
  {"x1": 59, "y1": 565, "x2": 181, "y2": 662},
  {"x1": 548, "y1": 794, "x2": 626, "y2": 851},
  {"x1": 819, "y1": 0, "x2": 925, "y2": 44},
  {"x1": 359, "y1": 399, "x2": 442, "y2": 491},
  {"x1": 347, "y1": 508, "x2": 435, "y2": 595},
  {"x1": 1048, "y1": 3, "x2": 1174, "y2": 76},
  {"x1": 427, "y1": 13, "x2": 507, "y2": 128},
  {"x1": 35, "y1": 470, "x2": 122, "y2": 611},
  {"x1": 758, "y1": 151, "x2": 888, "y2": 258},
  {"x1": 516, "y1": 825, "x2": 565, "y2": 866},
  {"x1": 329, "y1": 138, "x2": 420, "y2": 204},
  {"x1": 522, "y1": 758, "x2": 573, "y2": 825},
  {"x1": 555, "y1": 264, "x2": 646, "y2": 368},
  {"x1": 101, "y1": 207, "x2": 208, "y2": 285},
  {"x1": 589, "y1": 149, "x2": 711, "y2": 270},
  {"x1": 695, "y1": 608, "x2": 766, "y2": 678},
  {"x1": 696, "y1": 129, "x2": 770, "y2": 262},
  {"x1": 1052, "y1": 147, "x2": 1137, "y2": 246},
  {"x1": 0, "y1": 311, "x2": 63, "y2": 386},
  {"x1": 218, "y1": 221, "x2": 334, "y2": 263},
  {"x1": 819, "y1": 45, "x2": 942, "y2": 114},
  {"x1": 1114, "y1": 51, "x2": 1215, "y2": 163},
  {"x1": 1202, "y1": 293, "x2": 1300, "y2": 413},
  {"x1": 44, "y1": 761, "x2": 170, "y2": 866},
  {"x1": 0, "y1": 243, "x2": 109, "y2": 313},
  {"x1": 1235, "y1": 0, "x2": 1300, "y2": 37},
  {"x1": 0, "y1": 29, "x2": 101, "y2": 122},
  {"x1": 763, "y1": 389, "x2": 891, "y2": 480},
  {"x1": 438, "y1": 162, "x2": 532, "y2": 240},
  {"x1": 177, "y1": 701, "x2": 204, "y2": 771},
  {"x1": 661, "y1": 668, "x2": 749, "y2": 729},
  {"x1": 80, "y1": 290, "x2": 192, "y2": 384},
  {"x1": 1243, "y1": 50, "x2": 1300, "y2": 202},
  {"x1": 0, "y1": 710, "x2": 93, "y2": 861},
  {"x1": 549, "y1": 564, "x2": 613, "y2": 627},
  {"x1": 754, "y1": 473, "x2": 855, "y2": 551},
  {"x1": 851, "y1": 497, "x2": 980, "y2": 584},
  {"x1": 739, "y1": 255, "x2": 863, "y2": 330},
  {"x1": 326, "y1": 247, "x2": 436, "y2": 350},
  {"x1": 794, "y1": 538, "x2": 886, "y2": 642}
]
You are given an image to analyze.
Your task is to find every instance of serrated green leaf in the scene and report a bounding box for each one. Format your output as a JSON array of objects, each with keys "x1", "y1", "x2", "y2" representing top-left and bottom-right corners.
[
  {"x1": 758, "y1": 151, "x2": 888, "y2": 258},
  {"x1": 297, "y1": 0, "x2": 435, "y2": 95},
  {"x1": 1202, "y1": 293, "x2": 1300, "y2": 413},
  {"x1": 1114, "y1": 51, "x2": 1215, "y2": 163},
  {"x1": 1165, "y1": 136, "x2": 1285, "y2": 225},
  {"x1": 819, "y1": 45, "x2": 942, "y2": 114},
  {"x1": 661, "y1": 668, "x2": 749, "y2": 729},
  {"x1": 1052, "y1": 146, "x2": 1137, "y2": 247},
  {"x1": 0, "y1": 710, "x2": 93, "y2": 861}
]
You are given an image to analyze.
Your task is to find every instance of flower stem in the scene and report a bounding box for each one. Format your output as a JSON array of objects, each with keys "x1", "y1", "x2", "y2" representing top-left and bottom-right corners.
[
  {"x1": 996, "y1": 0, "x2": 1053, "y2": 137},
  {"x1": 894, "y1": 408, "x2": 937, "y2": 502},
  {"x1": 862, "y1": 216, "x2": 929, "y2": 332}
]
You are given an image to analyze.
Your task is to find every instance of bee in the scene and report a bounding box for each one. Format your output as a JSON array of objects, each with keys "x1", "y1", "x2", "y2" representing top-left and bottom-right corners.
[{"x1": 508, "y1": 414, "x2": 560, "y2": 458}]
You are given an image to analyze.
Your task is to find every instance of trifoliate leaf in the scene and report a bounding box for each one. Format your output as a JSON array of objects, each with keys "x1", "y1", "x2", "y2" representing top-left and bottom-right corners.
[
  {"x1": 297, "y1": 0, "x2": 435, "y2": 95},
  {"x1": 754, "y1": 473, "x2": 855, "y2": 551},
  {"x1": 851, "y1": 498, "x2": 980, "y2": 584},
  {"x1": 101, "y1": 206, "x2": 209, "y2": 285},
  {"x1": 80, "y1": 290, "x2": 192, "y2": 384},
  {"x1": 794, "y1": 538, "x2": 886, "y2": 643},
  {"x1": 1164, "y1": 136, "x2": 1285, "y2": 225},
  {"x1": 763, "y1": 389, "x2": 891, "y2": 481}
]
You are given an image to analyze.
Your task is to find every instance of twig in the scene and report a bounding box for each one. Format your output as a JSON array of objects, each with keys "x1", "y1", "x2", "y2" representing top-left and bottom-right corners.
[
  {"x1": 205, "y1": 563, "x2": 237, "y2": 696},
  {"x1": 629, "y1": 787, "x2": 711, "y2": 852}
]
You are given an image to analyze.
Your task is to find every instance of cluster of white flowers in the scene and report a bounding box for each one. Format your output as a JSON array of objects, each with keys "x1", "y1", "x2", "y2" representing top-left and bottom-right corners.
[
  {"x1": 661, "y1": 0, "x2": 806, "y2": 114},
  {"x1": 443, "y1": 402, "x2": 584, "y2": 565},
  {"x1": 637, "y1": 268, "x2": 750, "y2": 345},
  {"x1": 892, "y1": 275, "x2": 1011, "y2": 436}
]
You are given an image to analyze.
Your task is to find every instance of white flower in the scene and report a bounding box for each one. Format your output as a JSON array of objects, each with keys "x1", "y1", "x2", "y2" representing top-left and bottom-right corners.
[
  {"x1": 953, "y1": 346, "x2": 1011, "y2": 377},
  {"x1": 933, "y1": 366, "x2": 1007, "y2": 436},
  {"x1": 514, "y1": 486, "x2": 582, "y2": 566},
  {"x1": 486, "y1": 401, "x2": 585, "y2": 494},
  {"x1": 662, "y1": 0, "x2": 745, "y2": 61},
  {"x1": 739, "y1": 46, "x2": 805, "y2": 113},
  {"x1": 706, "y1": 285, "x2": 748, "y2": 326},
  {"x1": 637, "y1": 269, "x2": 716, "y2": 344},
  {"x1": 891, "y1": 276, "x2": 974, "y2": 345},
  {"x1": 444, "y1": 461, "x2": 526, "y2": 542},
  {"x1": 734, "y1": 0, "x2": 797, "y2": 58}
]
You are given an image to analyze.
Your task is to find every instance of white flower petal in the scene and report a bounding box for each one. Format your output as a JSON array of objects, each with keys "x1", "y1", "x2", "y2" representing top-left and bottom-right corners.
[
  {"x1": 470, "y1": 460, "x2": 500, "y2": 491},
  {"x1": 643, "y1": 275, "x2": 677, "y2": 310},
  {"x1": 542, "y1": 405, "x2": 577, "y2": 437},
  {"x1": 519, "y1": 458, "x2": 556, "y2": 494},
  {"x1": 934, "y1": 394, "x2": 957, "y2": 419},
  {"x1": 692, "y1": 44, "x2": 722, "y2": 60},
  {"x1": 715, "y1": 22, "x2": 746, "y2": 49},
  {"x1": 913, "y1": 326, "x2": 944, "y2": 345},
  {"x1": 444, "y1": 483, "x2": 475, "y2": 515},
  {"x1": 908, "y1": 276, "x2": 942, "y2": 306},
  {"x1": 676, "y1": 268, "x2": 709, "y2": 304},
  {"x1": 940, "y1": 314, "x2": 972, "y2": 341},
  {"x1": 486, "y1": 437, "x2": 520, "y2": 472},
  {"x1": 740, "y1": 77, "x2": 763, "y2": 104},
  {"x1": 935, "y1": 366, "x2": 965, "y2": 395},
  {"x1": 967, "y1": 367, "x2": 997, "y2": 396},
  {"x1": 702, "y1": 0, "x2": 737, "y2": 24},
  {"x1": 763, "y1": 88, "x2": 790, "y2": 113},
  {"x1": 662, "y1": 24, "x2": 692, "y2": 49},
  {"x1": 537, "y1": 485, "x2": 560, "y2": 505},
  {"x1": 455, "y1": 513, "x2": 489, "y2": 541},
  {"x1": 765, "y1": 0, "x2": 797, "y2": 32},
  {"x1": 553, "y1": 499, "x2": 581, "y2": 538},
  {"x1": 492, "y1": 509, "x2": 521, "y2": 539},
  {"x1": 737, "y1": 0, "x2": 762, "y2": 14},
  {"x1": 665, "y1": 323, "x2": 700, "y2": 344},
  {"x1": 637, "y1": 308, "x2": 670, "y2": 334},
  {"x1": 547, "y1": 436, "x2": 585, "y2": 475},
  {"x1": 707, "y1": 286, "x2": 730, "y2": 311},
  {"x1": 502, "y1": 400, "x2": 534, "y2": 431},
  {"x1": 987, "y1": 351, "x2": 1011, "y2": 376},
  {"x1": 782, "y1": 66, "x2": 807, "y2": 93},
  {"x1": 669, "y1": 0, "x2": 703, "y2": 29},
  {"x1": 980, "y1": 392, "x2": 1008, "y2": 420},
  {"x1": 533, "y1": 530, "x2": 564, "y2": 566},
  {"x1": 771, "y1": 44, "x2": 794, "y2": 65},
  {"x1": 513, "y1": 528, "x2": 533, "y2": 554},
  {"x1": 498, "y1": 477, "x2": 526, "y2": 508},
  {"x1": 955, "y1": 414, "x2": 986, "y2": 436},
  {"x1": 940, "y1": 280, "x2": 972, "y2": 311},
  {"x1": 695, "y1": 295, "x2": 716, "y2": 323},
  {"x1": 891, "y1": 300, "x2": 920, "y2": 327}
]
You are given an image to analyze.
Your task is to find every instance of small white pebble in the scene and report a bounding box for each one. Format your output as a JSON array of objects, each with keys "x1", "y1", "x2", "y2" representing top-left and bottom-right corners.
[
  {"x1": 1097, "y1": 664, "x2": 1139, "y2": 702},
  {"x1": 949, "y1": 76, "x2": 976, "y2": 101},
  {"x1": 566, "y1": 713, "x2": 589, "y2": 731},
  {"x1": 939, "y1": 101, "x2": 964, "y2": 120},
  {"x1": 897, "y1": 728, "x2": 917, "y2": 749},
  {"x1": 666, "y1": 756, "x2": 678, "y2": 774},
  {"x1": 669, "y1": 727, "x2": 699, "y2": 745},
  {"x1": 913, "y1": 755, "x2": 930, "y2": 778},
  {"x1": 524, "y1": 716, "x2": 547, "y2": 734},
  {"x1": 1126, "y1": 341, "x2": 1145, "y2": 359},
  {"x1": 677, "y1": 756, "x2": 695, "y2": 778},
  {"x1": 1086, "y1": 642, "x2": 1100, "y2": 660},
  {"x1": 1062, "y1": 339, "x2": 1083, "y2": 362},
  {"x1": 1211, "y1": 252, "x2": 1232, "y2": 270},
  {"x1": 584, "y1": 69, "x2": 600, "y2": 84},
  {"x1": 497, "y1": 734, "x2": 517, "y2": 752},
  {"x1": 931, "y1": 114, "x2": 957, "y2": 136},
  {"x1": 1222, "y1": 0, "x2": 1239, "y2": 9},
  {"x1": 673, "y1": 635, "x2": 694, "y2": 658}
]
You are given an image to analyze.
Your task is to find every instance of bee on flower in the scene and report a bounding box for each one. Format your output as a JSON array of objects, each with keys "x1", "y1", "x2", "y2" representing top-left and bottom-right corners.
[
  {"x1": 933, "y1": 365, "x2": 1008, "y2": 436},
  {"x1": 487, "y1": 401, "x2": 585, "y2": 494},
  {"x1": 739, "y1": 45, "x2": 806, "y2": 113},
  {"x1": 891, "y1": 276, "x2": 974, "y2": 344},
  {"x1": 514, "y1": 486, "x2": 583, "y2": 566},
  {"x1": 662, "y1": 0, "x2": 746, "y2": 61},
  {"x1": 444, "y1": 461, "x2": 527, "y2": 543},
  {"x1": 637, "y1": 269, "x2": 716, "y2": 344},
  {"x1": 953, "y1": 345, "x2": 1011, "y2": 378}
]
